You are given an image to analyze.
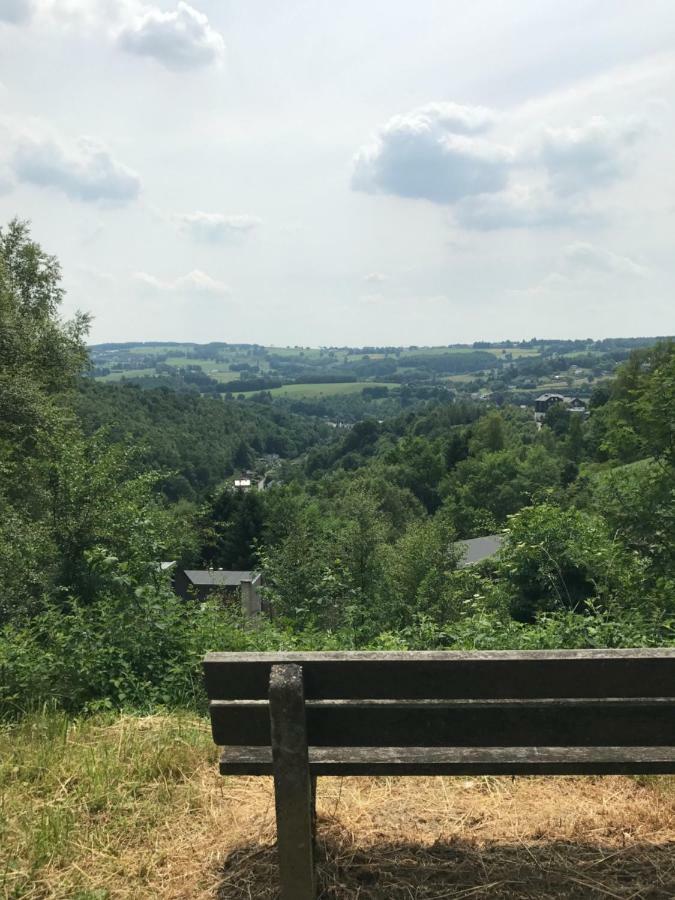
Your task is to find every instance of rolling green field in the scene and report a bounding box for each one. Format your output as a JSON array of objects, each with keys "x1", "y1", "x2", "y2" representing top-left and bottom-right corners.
[
  {"x1": 394, "y1": 347, "x2": 541, "y2": 359},
  {"x1": 239, "y1": 381, "x2": 399, "y2": 398},
  {"x1": 206, "y1": 369, "x2": 244, "y2": 383},
  {"x1": 99, "y1": 367, "x2": 156, "y2": 381},
  {"x1": 444, "y1": 373, "x2": 479, "y2": 383},
  {"x1": 163, "y1": 354, "x2": 202, "y2": 367},
  {"x1": 89, "y1": 340, "x2": 627, "y2": 404},
  {"x1": 127, "y1": 344, "x2": 195, "y2": 356},
  {"x1": 267, "y1": 346, "x2": 331, "y2": 358},
  {"x1": 496, "y1": 348, "x2": 541, "y2": 358}
]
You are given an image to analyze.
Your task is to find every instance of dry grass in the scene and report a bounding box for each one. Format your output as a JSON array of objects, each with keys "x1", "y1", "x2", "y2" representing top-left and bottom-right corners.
[{"x1": 1, "y1": 713, "x2": 673, "y2": 899}]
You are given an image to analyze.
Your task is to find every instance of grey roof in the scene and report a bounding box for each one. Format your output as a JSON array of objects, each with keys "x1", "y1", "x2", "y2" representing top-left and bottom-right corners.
[
  {"x1": 183, "y1": 569, "x2": 254, "y2": 587},
  {"x1": 453, "y1": 534, "x2": 503, "y2": 567},
  {"x1": 535, "y1": 393, "x2": 566, "y2": 402}
]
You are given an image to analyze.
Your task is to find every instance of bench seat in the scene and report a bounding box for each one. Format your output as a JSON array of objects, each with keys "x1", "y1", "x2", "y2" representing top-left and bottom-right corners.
[
  {"x1": 205, "y1": 649, "x2": 675, "y2": 899},
  {"x1": 220, "y1": 744, "x2": 675, "y2": 776}
]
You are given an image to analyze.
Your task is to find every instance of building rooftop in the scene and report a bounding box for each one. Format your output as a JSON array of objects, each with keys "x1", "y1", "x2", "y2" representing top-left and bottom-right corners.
[
  {"x1": 535, "y1": 393, "x2": 566, "y2": 402},
  {"x1": 453, "y1": 534, "x2": 503, "y2": 567},
  {"x1": 182, "y1": 569, "x2": 255, "y2": 587}
]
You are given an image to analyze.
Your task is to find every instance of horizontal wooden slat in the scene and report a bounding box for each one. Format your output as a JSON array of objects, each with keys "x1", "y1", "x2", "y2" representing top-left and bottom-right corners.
[
  {"x1": 203, "y1": 650, "x2": 675, "y2": 701},
  {"x1": 209, "y1": 698, "x2": 675, "y2": 748},
  {"x1": 219, "y1": 745, "x2": 675, "y2": 776}
]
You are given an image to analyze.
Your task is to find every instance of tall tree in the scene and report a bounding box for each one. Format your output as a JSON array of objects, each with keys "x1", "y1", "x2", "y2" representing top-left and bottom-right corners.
[{"x1": 0, "y1": 219, "x2": 89, "y2": 620}]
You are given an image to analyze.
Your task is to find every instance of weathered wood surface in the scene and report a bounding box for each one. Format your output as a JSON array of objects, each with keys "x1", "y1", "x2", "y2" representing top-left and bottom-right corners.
[
  {"x1": 207, "y1": 651, "x2": 675, "y2": 900},
  {"x1": 204, "y1": 649, "x2": 675, "y2": 700},
  {"x1": 209, "y1": 697, "x2": 675, "y2": 747},
  {"x1": 219, "y1": 744, "x2": 675, "y2": 776},
  {"x1": 269, "y1": 664, "x2": 315, "y2": 900}
]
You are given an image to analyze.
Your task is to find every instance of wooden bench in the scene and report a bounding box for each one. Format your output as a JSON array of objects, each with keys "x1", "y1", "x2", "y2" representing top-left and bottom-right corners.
[{"x1": 204, "y1": 649, "x2": 675, "y2": 900}]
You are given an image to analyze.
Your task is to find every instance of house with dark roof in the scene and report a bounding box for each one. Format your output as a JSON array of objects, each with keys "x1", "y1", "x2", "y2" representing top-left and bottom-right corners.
[
  {"x1": 534, "y1": 393, "x2": 587, "y2": 422},
  {"x1": 453, "y1": 534, "x2": 503, "y2": 568},
  {"x1": 534, "y1": 393, "x2": 566, "y2": 418},
  {"x1": 174, "y1": 569, "x2": 263, "y2": 615}
]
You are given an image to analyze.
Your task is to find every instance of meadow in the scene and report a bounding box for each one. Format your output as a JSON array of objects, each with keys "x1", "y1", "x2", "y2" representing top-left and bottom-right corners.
[
  {"x1": 89, "y1": 340, "x2": 638, "y2": 408},
  {"x1": 239, "y1": 381, "x2": 400, "y2": 398},
  {"x1": 2, "y1": 711, "x2": 672, "y2": 899}
]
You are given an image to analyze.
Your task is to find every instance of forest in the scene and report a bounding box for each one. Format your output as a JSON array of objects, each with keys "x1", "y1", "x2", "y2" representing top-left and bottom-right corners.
[{"x1": 1, "y1": 218, "x2": 673, "y2": 720}]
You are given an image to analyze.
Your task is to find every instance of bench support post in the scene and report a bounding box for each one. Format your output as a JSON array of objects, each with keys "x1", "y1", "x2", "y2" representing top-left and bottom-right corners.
[{"x1": 269, "y1": 664, "x2": 316, "y2": 900}]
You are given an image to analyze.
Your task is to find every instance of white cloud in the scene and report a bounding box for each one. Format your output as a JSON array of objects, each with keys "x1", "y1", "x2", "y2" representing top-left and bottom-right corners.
[
  {"x1": 353, "y1": 102, "x2": 655, "y2": 232},
  {"x1": 360, "y1": 291, "x2": 448, "y2": 308},
  {"x1": 0, "y1": 0, "x2": 133, "y2": 30},
  {"x1": 76, "y1": 263, "x2": 114, "y2": 283},
  {"x1": 455, "y1": 112, "x2": 654, "y2": 229},
  {"x1": 12, "y1": 134, "x2": 140, "y2": 204},
  {"x1": 117, "y1": 2, "x2": 225, "y2": 70},
  {"x1": 514, "y1": 242, "x2": 648, "y2": 298},
  {"x1": 134, "y1": 268, "x2": 230, "y2": 295},
  {"x1": 456, "y1": 184, "x2": 591, "y2": 230},
  {"x1": 176, "y1": 211, "x2": 261, "y2": 242},
  {"x1": 0, "y1": 170, "x2": 13, "y2": 194},
  {"x1": 2, "y1": 2, "x2": 672, "y2": 345},
  {"x1": 359, "y1": 292, "x2": 387, "y2": 306},
  {"x1": 393, "y1": 102, "x2": 497, "y2": 135},
  {"x1": 0, "y1": 0, "x2": 34, "y2": 24},
  {"x1": 538, "y1": 115, "x2": 646, "y2": 196},
  {"x1": 562, "y1": 242, "x2": 647, "y2": 277},
  {"x1": 363, "y1": 272, "x2": 387, "y2": 283},
  {"x1": 352, "y1": 102, "x2": 511, "y2": 204}
]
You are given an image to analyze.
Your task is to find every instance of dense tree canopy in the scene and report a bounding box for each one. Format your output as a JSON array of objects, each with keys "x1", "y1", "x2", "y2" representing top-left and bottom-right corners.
[{"x1": 0, "y1": 219, "x2": 672, "y2": 717}]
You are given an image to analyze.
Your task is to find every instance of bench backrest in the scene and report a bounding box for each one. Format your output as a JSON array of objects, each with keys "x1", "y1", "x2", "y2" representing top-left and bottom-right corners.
[{"x1": 204, "y1": 649, "x2": 675, "y2": 750}]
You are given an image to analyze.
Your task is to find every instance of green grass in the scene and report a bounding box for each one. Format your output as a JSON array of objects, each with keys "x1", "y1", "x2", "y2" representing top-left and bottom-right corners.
[
  {"x1": 97, "y1": 363, "x2": 241, "y2": 384},
  {"x1": 205, "y1": 370, "x2": 241, "y2": 383},
  {"x1": 99, "y1": 368, "x2": 156, "y2": 382},
  {"x1": 444, "y1": 373, "x2": 479, "y2": 383},
  {"x1": 2, "y1": 709, "x2": 673, "y2": 898},
  {"x1": 0, "y1": 710, "x2": 217, "y2": 898},
  {"x1": 397, "y1": 347, "x2": 474, "y2": 357},
  {"x1": 537, "y1": 379, "x2": 592, "y2": 392},
  {"x1": 127, "y1": 344, "x2": 194, "y2": 356},
  {"x1": 238, "y1": 381, "x2": 399, "y2": 398},
  {"x1": 500, "y1": 348, "x2": 541, "y2": 358},
  {"x1": 93, "y1": 345, "x2": 544, "y2": 386},
  {"x1": 163, "y1": 355, "x2": 200, "y2": 367},
  {"x1": 562, "y1": 350, "x2": 602, "y2": 359},
  {"x1": 265, "y1": 347, "x2": 328, "y2": 359},
  {"x1": 394, "y1": 347, "x2": 541, "y2": 359}
]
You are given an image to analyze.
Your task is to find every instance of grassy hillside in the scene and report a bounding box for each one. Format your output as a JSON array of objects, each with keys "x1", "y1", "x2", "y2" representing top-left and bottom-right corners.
[
  {"x1": 2, "y1": 711, "x2": 673, "y2": 899},
  {"x1": 240, "y1": 381, "x2": 399, "y2": 398},
  {"x1": 88, "y1": 338, "x2": 665, "y2": 412}
]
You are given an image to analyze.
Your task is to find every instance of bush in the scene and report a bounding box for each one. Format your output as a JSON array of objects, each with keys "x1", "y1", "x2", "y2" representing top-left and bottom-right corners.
[
  {"x1": 0, "y1": 585, "x2": 305, "y2": 718},
  {"x1": 496, "y1": 504, "x2": 648, "y2": 622}
]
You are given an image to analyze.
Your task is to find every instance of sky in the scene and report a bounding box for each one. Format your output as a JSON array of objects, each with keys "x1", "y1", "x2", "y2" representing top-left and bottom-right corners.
[{"x1": 0, "y1": 0, "x2": 674, "y2": 346}]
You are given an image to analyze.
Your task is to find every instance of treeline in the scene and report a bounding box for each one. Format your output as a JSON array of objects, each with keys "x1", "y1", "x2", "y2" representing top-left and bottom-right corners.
[
  {"x1": 0, "y1": 218, "x2": 673, "y2": 720},
  {"x1": 196, "y1": 338, "x2": 673, "y2": 640},
  {"x1": 73, "y1": 380, "x2": 328, "y2": 501},
  {"x1": 399, "y1": 351, "x2": 499, "y2": 374},
  {"x1": 249, "y1": 340, "x2": 674, "y2": 637}
]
